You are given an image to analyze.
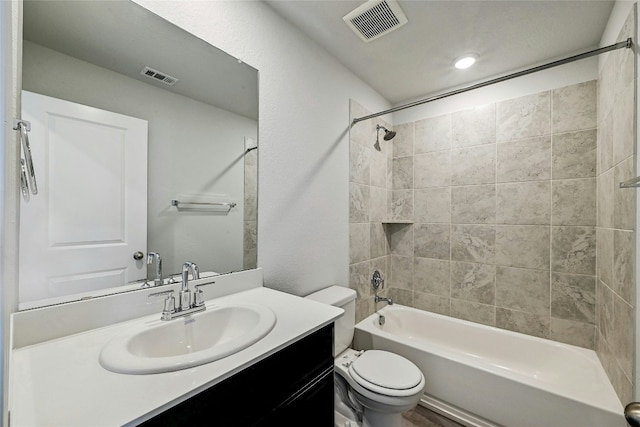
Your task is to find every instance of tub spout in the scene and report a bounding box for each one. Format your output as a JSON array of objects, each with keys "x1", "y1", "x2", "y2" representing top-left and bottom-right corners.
[{"x1": 374, "y1": 295, "x2": 393, "y2": 306}]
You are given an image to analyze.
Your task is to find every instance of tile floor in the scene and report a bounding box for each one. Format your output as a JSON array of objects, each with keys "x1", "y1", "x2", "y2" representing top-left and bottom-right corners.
[{"x1": 402, "y1": 405, "x2": 465, "y2": 427}]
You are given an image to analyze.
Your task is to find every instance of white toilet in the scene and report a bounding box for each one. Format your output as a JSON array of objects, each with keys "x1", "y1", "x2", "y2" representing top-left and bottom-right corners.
[{"x1": 306, "y1": 286, "x2": 425, "y2": 427}]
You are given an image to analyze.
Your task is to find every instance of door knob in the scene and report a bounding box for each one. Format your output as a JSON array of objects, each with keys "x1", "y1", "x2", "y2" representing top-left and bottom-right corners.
[{"x1": 133, "y1": 251, "x2": 144, "y2": 261}]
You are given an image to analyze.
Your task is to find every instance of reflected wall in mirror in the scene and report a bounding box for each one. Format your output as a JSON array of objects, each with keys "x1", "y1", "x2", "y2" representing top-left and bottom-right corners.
[{"x1": 19, "y1": 0, "x2": 258, "y2": 309}]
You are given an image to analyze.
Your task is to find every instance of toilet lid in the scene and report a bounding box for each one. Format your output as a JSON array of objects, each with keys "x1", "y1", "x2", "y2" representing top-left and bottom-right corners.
[{"x1": 348, "y1": 350, "x2": 423, "y2": 392}]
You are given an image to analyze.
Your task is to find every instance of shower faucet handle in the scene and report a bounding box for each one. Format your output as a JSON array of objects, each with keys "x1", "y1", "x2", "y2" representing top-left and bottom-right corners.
[{"x1": 371, "y1": 270, "x2": 384, "y2": 291}]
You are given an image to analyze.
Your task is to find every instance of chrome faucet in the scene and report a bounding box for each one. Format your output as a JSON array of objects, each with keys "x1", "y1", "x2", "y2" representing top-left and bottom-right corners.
[
  {"x1": 374, "y1": 295, "x2": 393, "y2": 306},
  {"x1": 147, "y1": 252, "x2": 163, "y2": 286},
  {"x1": 149, "y1": 261, "x2": 210, "y2": 321},
  {"x1": 180, "y1": 261, "x2": 200, "y2": 311}
]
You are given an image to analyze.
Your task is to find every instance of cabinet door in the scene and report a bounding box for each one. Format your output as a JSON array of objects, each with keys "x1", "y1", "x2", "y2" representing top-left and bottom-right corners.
[
  {"x1": 256, "y1": 367, "x2": 334, "y2": 427},
  {"x1": 138, "y1": 324, "x2": 334, "y2": 426}
]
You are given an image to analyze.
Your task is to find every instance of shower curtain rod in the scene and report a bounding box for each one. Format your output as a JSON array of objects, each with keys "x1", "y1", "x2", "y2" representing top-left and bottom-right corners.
[{"x1": 351, "y1": 38, "x2": 633, "y2": 125}]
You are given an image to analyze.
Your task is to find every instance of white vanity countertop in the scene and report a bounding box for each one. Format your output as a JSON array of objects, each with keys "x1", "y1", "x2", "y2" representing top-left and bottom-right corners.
[{"x1": 10, "y1": 287, "x2": 342, "y2": 426}]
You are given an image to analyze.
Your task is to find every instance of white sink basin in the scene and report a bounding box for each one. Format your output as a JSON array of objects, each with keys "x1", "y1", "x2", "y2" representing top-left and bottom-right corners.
[{"x1": 99, "y1": 303, "x2": 276, "y2": 374}]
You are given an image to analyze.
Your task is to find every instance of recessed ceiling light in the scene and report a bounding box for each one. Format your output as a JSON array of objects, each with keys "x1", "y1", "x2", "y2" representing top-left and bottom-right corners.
[{"x1": 454, "y1": 56, "x2": 476, "y2": 70}]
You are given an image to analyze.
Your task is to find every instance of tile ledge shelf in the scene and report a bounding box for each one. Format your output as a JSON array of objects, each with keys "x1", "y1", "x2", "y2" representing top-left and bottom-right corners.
[{"x1": 381, "y1": 219, "x2": 414, "y2": 224}]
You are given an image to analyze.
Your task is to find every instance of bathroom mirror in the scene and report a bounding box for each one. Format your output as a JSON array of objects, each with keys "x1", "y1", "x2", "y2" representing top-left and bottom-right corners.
[{"x1": 18, "y1": 0, "x2": 258, "y2": 309}]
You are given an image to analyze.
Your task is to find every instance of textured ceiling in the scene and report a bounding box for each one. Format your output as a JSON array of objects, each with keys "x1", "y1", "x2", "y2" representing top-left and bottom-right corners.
[{"x1": 265, "y1": 0, "x2": 615, "y2": 105}]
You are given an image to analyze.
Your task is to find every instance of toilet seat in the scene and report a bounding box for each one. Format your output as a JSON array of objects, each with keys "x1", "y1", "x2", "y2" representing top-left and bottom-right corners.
[{"x1": 348, "y1": 350, "x2": 424, "y2": 397}]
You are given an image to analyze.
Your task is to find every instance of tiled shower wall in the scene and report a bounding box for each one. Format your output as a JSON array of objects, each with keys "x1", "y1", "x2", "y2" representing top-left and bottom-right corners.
[
  {"x1": 349, "y1": 101, "x2": 393, "y2": 320},
  {"x1": 595, "y1": 5, "x2": 636, "y2": 404},
  {"x1": 351, "y1": 80, "x2": 609, "y2": 346}
]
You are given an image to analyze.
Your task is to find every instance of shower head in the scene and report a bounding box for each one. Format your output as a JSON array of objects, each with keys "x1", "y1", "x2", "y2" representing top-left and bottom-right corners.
[{"x1": 376, "y1": 125, "x2": 396, "y2": 141}]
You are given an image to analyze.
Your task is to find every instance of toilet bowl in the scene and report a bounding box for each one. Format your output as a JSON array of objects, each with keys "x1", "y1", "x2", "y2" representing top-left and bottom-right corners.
[{"x1": 305, "y1": 286, "x2": 425, "y2": 427}]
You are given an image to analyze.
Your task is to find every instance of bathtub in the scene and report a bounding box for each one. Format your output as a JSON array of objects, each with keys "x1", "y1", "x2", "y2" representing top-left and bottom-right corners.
[{"x1": 353, "y1": 305, "x2": 625, "y2": 427}]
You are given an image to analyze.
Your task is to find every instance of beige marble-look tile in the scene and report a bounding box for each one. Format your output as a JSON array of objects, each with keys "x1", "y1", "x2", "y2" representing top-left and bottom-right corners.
[
  {"x1": 614, "y1": 229, "x2": 634, "y2": 306},
  {"x1": 414, "y1": 291, "x2": 450, "y2": 316},
  {"x1": 597, "y1": 279, "x2": 615, "y2": 344},
  {"x1": 495, "y1": 225, "x2": 550, "y2": 270},
  {"x1": 596, "y1": 168, "x2": 614, "y2": 228},
  {"x1": 243, "y1": 221, "x2": 257, "y2": 269},
  {"x1": 414, "y1": 224, "x2": 450, "y2": 260},
  {"x1": 615, "y1": 6, "x2": 636, "y2": 99},
  {"x1": 551, "y1": 272, "x2": 595, "y2": 324},
  {"x1": 550, "y1": 318, "x2": 595, "y2": 349},
  {"x1": 451, "y1": 145, "x2": 496, "y2": 185},
  {"x1": 598, "y1": 53, "x2": 615, "y2": 126},
  {"x1": 393, "y1": 123, "x2": 414, "y2": 158},
  {"x1": 350, "y1": 140, "x2": 370, "y2": 185},
  {"x1": 597, "y1": 110, "x2": 614, "y2": 175},
  {"x1": 451, "y1": 225, "x2": 495, "y2": 264},
  {"x1": 597, "y1": 228, "x2": 614, "y2": 287},
  {"x1": 349, "y1": 223, "x2": 370, "y2": 264},
  {"x1": 389, "y1": 223, "x2": 413, "y2": 256},
  {"x1": 552, "y1": 80, "x2": 597, "y2": 133},
  {"x1": 612, "y1": 294, "x2": 634, "y2": 380},
  {"x1": 391, "y1": 255, "x2": 414, "y2": 290},
  {"x1": 393, "y1": 156, "x2": 414, "y2": 190},
  {"x1": 350, "y1": 182, "x2": 370, "y2": 223},
  {"x1": 356, "y1": 297, "x2": 374, "y2": 323},
  {"x1": 450, "y1": 261, "x2": 495, "y2": 304},
  {"x1": 497, "y1": 91, "x2": 551, "y2": 142},
  {"x1": 551, "y1": 226, "x2": 596, "y2": 275},
  {"x1": 496, "y1": 307, "x2": 549, "y2": 338},
  {"x1": 415, "y1": 114, "x2": 451, "y2": 154},
  {"x1": 370, "y1": 222, "x2": 388, "y2": 259},
  {"x1": 369, "y1": 186, "x2": 387, "y2": 222},
  {"x1": 614, "y1": 156, "x2": 635, "y2": 231},
  {"x1": 496, "y1": 266, "x2": 550, "y2": 316},
  {"x1": 388, "y1": 288, "x2": 413, "y2": 307},
  {"x1": 552, "y1": 178, "x2": 596, "y2": 226},
  {"x1": 552, "y1": 129, "x2": 597, "y2": 179},
  {"x1": 350, "y1": 261, "x2": 372, "y2": 299},
  {"x1": 613, "y1": 82, "x2": 634, "y2": 166},
  {"x1": 370, "y1": 145, "x2": 388, "y2": 188},
  {"x1": 450, "y1": 299, "x2": 495, "y2": 326},
  {"x1": 451, "y1": 103, "x2": 496, "y2": 148},
  {"x1": 497, "y1": 136, "x2": 551, "y2": 183},
  {"x1": 414, "y1": 257, "x2": 450, "y2": 296},
  {"x1": 414, "y1": 187, "x2": 451, "y2": 223},
  {"x1": 391, "y1": 190, "x2": 414, "y2": 221},
  {"x1": 414, "y1": 151, "x2": 451, "y2": 188},
  {"x1": 496, "y1": 181, "x2": 550, "y2": 225},
  {"x1": 451, "y1": 185, "x2": 496, "y2": 224},
  {"x1": 597, "y1": 328, "x2": 633, "y2": 406}
]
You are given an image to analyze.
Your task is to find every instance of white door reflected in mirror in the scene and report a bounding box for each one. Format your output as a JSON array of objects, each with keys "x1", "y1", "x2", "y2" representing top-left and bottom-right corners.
[{"x1": 19, "y1": 91, "x2": 148, "y2": 303}]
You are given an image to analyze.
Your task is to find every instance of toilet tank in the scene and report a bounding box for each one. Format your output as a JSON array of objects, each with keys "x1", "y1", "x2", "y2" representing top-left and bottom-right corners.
[{"x1": 305, "y1": 286, "x2": 356, "y2": 355}]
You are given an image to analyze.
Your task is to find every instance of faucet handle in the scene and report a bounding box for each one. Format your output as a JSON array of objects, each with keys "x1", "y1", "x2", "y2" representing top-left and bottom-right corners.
[
  {"x1": 193, "y1": 281, "x2": 216, "y2": 307},
  {"x1": 149, "y1": 290, "x2": 176, "y2": 318}
]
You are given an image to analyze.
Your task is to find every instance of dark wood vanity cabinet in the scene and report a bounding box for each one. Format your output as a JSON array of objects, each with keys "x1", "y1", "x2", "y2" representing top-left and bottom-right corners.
[{"x1": 139, "y1": 323, "x2": 334, "y2": 427}]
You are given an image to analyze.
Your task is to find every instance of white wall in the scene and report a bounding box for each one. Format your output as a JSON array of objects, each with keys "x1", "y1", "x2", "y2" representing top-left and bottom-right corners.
[{"x1": 135, "y1": 0, "x2": 390, "y2": 296}]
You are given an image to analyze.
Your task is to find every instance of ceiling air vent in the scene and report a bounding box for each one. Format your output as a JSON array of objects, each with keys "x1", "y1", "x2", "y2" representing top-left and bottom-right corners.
[
  {"x1": 139, "y1": 66, "x2": 179, "y2": 86},
  {"x1": 343, "y1": 0, "x2": 408, "y2": 43}
]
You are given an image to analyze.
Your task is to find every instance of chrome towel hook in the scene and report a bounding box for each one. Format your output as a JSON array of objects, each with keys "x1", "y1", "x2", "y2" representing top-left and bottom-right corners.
[{"x1": 13, "y1": 119, "x2": 38, "y2": 199}]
